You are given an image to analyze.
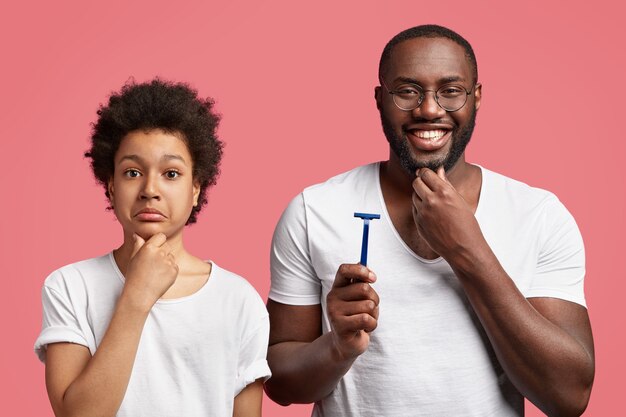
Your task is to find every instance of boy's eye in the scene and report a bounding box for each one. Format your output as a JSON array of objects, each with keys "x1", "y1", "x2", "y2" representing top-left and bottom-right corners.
[
  {"x1": 165, "y1": 170, "x2": 180, "y2": 179},
  {"x1": 124, "y1": 169, "x2": 141, "y2": 178}
]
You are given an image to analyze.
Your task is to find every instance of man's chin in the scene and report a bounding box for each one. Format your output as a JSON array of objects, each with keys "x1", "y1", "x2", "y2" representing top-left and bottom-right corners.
[{"x1": 397, "y1": 145, "x2": 448, "y2": 175}]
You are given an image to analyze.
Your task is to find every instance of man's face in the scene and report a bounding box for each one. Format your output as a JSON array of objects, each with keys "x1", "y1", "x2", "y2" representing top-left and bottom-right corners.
[{"x1": 376, "y1": 37, "x2": 481, "y2": 174}]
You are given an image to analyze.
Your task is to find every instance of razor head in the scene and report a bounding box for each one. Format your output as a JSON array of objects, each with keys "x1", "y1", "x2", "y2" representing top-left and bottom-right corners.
[{"x1": 354, "y1": 212, "x2": 381, "y2": 220}]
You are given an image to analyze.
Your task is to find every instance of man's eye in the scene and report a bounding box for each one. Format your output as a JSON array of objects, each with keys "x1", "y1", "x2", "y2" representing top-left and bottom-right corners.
[
  {"x1": 124, "y1": 169, "x2": 141, "y2": 178},
  {"x1": 165, "y1": 170, "x2": 180, "y2": 179},
  {"x1": 397, "y1": 88, "x2": 420, "y2": 96},
  {"x1": 439, "y1": 86, "x2": 464, "y2": 97}
]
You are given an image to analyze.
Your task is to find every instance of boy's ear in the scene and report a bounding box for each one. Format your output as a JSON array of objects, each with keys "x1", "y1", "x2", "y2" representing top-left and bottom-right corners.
[
  {"x1": 193, "y1": 180, "x2": 201, "y2": 207},
  {"x1": 107, "y1": 178, "x2": 115, "y2": 201}
]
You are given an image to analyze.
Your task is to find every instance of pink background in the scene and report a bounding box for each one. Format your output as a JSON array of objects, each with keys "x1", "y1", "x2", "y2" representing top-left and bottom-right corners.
[{"x1": 1, "y1": 1, "x2": 624, "y2": 415}]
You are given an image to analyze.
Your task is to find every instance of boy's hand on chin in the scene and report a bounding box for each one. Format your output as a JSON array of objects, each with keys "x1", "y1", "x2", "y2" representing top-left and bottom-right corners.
[{"x1": 122, "y1": 232, "x2": 179, "y2": 311}]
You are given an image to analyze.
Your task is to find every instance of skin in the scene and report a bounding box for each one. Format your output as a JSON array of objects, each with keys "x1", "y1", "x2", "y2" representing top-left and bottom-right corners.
[
  {"x1": 45, "y1": 129, "x2": 263, "y2": 417},
  {"x1": 266, "y1": 37, "x2": 594, "y2": 416}
]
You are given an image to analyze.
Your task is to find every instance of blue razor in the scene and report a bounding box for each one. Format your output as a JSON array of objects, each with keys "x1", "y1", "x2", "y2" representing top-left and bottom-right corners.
[{"x1": 354, "y1": 212, "x2": 381, "y2": 266}]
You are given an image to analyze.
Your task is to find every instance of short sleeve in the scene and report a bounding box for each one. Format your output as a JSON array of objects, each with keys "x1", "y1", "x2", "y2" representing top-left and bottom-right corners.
[
  {"x1": 269, "y1": 193, "x2": 322, "y2": 305},
  {"x1": 234, "y1": 313, "x2": 271, "y2": 396},
  {"x1": 34, "y1": 272, "x2": 90, "y2": 362},
  {"x1": 525, "y1": 196, "x2": 587, "y2": 307}
]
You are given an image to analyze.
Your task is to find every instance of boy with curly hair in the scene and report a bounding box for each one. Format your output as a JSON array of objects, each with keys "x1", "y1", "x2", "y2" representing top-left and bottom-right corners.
[{"x1": 35, "y1": 79, "x2": 270, "y2": 417}]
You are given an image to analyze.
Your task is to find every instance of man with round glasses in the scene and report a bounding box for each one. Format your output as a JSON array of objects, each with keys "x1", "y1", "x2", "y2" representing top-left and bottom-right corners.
[{"x1": 265, "y1": 25, "x2": 594, "y2": 416}]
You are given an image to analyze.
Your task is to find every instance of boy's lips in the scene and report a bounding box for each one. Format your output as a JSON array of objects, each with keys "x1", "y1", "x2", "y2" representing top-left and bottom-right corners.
[{"x1": 134, "y1": 207, "x2": 166, "y2": 221}]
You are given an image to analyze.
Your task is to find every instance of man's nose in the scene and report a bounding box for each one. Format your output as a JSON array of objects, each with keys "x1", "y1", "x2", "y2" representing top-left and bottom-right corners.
[{"x1": 412, "y1": 91, "x2": 446, "y2": 120}]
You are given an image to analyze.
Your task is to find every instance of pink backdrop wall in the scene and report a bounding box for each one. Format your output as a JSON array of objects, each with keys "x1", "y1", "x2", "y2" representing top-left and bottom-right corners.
[{"x1": 1, "y1": 1, "x2": 624, "y2": 415}]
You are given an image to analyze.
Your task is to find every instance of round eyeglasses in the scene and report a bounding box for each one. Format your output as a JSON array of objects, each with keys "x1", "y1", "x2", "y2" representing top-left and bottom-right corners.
[{"x1": 380, "y1": 79, "x2": 474, "y2": 112}]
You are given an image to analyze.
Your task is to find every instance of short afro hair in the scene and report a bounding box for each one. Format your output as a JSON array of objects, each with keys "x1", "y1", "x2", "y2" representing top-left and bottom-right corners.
[
  {"x1": 85, "y1": 78, "x2": 223, "y2": 225},
  {"x1": 379, "y1": 24, "x2": 478, "y2": 83}
]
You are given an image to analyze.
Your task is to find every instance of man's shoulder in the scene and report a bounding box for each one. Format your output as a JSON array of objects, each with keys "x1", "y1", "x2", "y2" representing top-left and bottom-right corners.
[
  {"x1": 481, "y1": 166, "x2": 559, "y2": 205},
  {"x1": 302, "y1": 162, "x2": 378, "y2": 199},
  {"x1": 478, "y1": 166, "x2": 578, "y2": 227}
]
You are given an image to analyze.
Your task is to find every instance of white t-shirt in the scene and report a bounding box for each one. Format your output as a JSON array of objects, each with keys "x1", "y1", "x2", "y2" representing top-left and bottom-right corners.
[
  {"x1": 269, "y1": 162, "x2": 586, "y2": 417},
  {"x1": 35, "y1": 253, "x2": 271, "y2": 417}
]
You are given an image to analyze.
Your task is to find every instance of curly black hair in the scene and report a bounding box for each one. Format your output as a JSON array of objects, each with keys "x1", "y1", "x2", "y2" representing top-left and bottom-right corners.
[{"x1": 85, "y1": 78, "x2": 223, "y2": 224}]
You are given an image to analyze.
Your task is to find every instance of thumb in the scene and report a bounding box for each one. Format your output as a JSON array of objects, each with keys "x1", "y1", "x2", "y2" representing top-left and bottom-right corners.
[{"x1": 130, "y1": 233, "x2": 145, "y2": 258}]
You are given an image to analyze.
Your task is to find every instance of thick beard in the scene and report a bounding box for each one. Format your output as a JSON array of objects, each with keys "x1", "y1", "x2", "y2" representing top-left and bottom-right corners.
[{"x1": 381, "y1": 109, "x2": 476, "y2": 175}]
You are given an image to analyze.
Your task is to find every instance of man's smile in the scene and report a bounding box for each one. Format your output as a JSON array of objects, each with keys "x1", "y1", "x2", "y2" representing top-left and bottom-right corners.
[{"x1": 405, "y1": 127, "x2": 452, "y2": 152}]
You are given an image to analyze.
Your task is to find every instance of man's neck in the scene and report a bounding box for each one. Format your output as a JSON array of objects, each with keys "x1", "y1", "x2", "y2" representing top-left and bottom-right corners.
[
  {"x1": 378, "y1": 153, "x2": 482, "y2": 260},
  {"x1": 379, "y1": 153, "x2": 481, "y2": 210}
]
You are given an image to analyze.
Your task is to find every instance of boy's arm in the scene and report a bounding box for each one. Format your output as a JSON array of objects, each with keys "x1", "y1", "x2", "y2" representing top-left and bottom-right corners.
[
  {"x1": 232, "y1": 379, "x2": 264, "y2": 417},
  {"x1": 45, "y1": 301, "x2": 150, "y2": 417},
  {"x1": 45, "y1": 233, "x2": 178, "y2": 417}
]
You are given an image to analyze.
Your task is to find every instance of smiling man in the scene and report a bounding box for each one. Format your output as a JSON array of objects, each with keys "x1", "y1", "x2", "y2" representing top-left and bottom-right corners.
[{"x1": 265, "y1": 25, "x2": 595, "y2": 416}]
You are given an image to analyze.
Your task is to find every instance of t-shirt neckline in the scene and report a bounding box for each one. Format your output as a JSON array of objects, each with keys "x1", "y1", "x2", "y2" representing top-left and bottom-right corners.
[
  {"x1": 107, "y1": 252, "x2": 215, "y2": 304},
  {"x1": 374, "y1": 161, "x2": 486, "y2": 264}
]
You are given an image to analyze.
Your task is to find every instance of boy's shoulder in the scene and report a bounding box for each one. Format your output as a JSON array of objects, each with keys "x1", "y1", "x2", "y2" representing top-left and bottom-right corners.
[
  {"x1": 209, "y1": 263, "x2": 267, "y2": 313},
  {"x1": 43, "y1": 253, "x2": 117, "y2": 291},
  {"x1": 210, "y1": 263, "x2": 261, "y2": 295}
]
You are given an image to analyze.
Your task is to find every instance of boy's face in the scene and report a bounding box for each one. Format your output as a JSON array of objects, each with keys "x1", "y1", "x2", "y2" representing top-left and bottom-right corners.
[{"x1": 108, "y1": 129, "x2": 200, "y2": 241}]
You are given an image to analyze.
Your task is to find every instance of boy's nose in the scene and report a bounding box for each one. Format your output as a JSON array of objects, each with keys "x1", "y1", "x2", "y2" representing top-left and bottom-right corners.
[{"x1": 140, "y1": 177, "x2": 161, "y2": 200}]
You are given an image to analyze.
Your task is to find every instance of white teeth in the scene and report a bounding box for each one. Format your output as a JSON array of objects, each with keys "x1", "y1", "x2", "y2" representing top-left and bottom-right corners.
[{"x1": 413, "y1": 129, "x2": 446, "y2": 140}]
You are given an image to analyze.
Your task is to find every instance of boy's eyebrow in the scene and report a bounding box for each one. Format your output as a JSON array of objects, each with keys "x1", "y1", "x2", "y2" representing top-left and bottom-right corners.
[
  {"x1": 118, "y1": 154, "x2": 142, "y2": 163},
  {"x1": 162, "y1": 154, "x2": 187, "y2": 163},
  {"x1": 118, "y1": 154, "x2": 188, "y2": 164}
]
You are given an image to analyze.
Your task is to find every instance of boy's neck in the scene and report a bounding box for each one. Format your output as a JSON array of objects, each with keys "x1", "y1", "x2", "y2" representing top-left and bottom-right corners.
[{"x1": 114, "y1": 232, "x2": 187, "y2": 277}]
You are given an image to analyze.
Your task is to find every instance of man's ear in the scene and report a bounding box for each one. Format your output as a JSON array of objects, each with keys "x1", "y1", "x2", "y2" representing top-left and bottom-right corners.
[
  {"x1": 474, "y1": 82, "x2": 482, "y2": 111},
  {"x1": 374, "y1": 86, "x2": 383, "y2": 110}
]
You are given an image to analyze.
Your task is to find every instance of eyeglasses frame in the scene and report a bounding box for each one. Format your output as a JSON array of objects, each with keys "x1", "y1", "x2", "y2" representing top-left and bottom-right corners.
[{"x1": 379, "y1": 78, "x2": 476, "y2": 112}]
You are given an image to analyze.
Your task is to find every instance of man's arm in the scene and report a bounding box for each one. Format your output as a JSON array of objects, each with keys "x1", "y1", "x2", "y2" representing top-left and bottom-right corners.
[
  {"x1": 45, "y1": 233, "x2": 178, "y2": 417},
  {"x1": 265, "y1": 265, "x2": 379, "y2": 405},
  {"x1": 412, "y1": 167, "x2": 594, "y2": 416}
]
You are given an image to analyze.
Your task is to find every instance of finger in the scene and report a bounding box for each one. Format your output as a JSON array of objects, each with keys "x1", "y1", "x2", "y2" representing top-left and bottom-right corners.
[
  {"x1": 417, "y1": 168, "x2": 444, "y2": 191},
  {"x1": 412, "y1": 191, "x2": 422, "y2": 211},
  {"x1": 167, "y1": 252, "x2": 178, "y2": 268},
  {"x1": 130, "y1": 234, "x2": 145, "y2": 258},
  {"x1": 337, "y1": 299, "x2": 378, "y2": 317},
  {"x1": 333, "y1": 264, "x2": 376, "y2": 288},
  {"x1": 436, "y1": 166, "x2": 451, "y2": 184},
  {"x1": 161, "y1": 242, "x2": 173, "y2": 255},
  {"x1": 412, "y1": 174, "x2": 431, "y2": 202},
  {"x1": 364, "y1": 306, "x2": 379, "y2": 333},
  {"x1": 412, "y1": 205, "x2": 420, "y2": 224},
  {"x1": 169, "y1": 255, "x2": 180, "y2": 275},
  {"x1": 371, "y1": 305, "x2": 380, "y2": 321},
  {"x1": 337, "y1": 313, "x2": 377, "y2": 334},
  {"x1": 146, "y1": 232, "x2": 167, "y2": 247},
  {"x1": 337, "y1": 282, "x2": 380, "y2": 304}
]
